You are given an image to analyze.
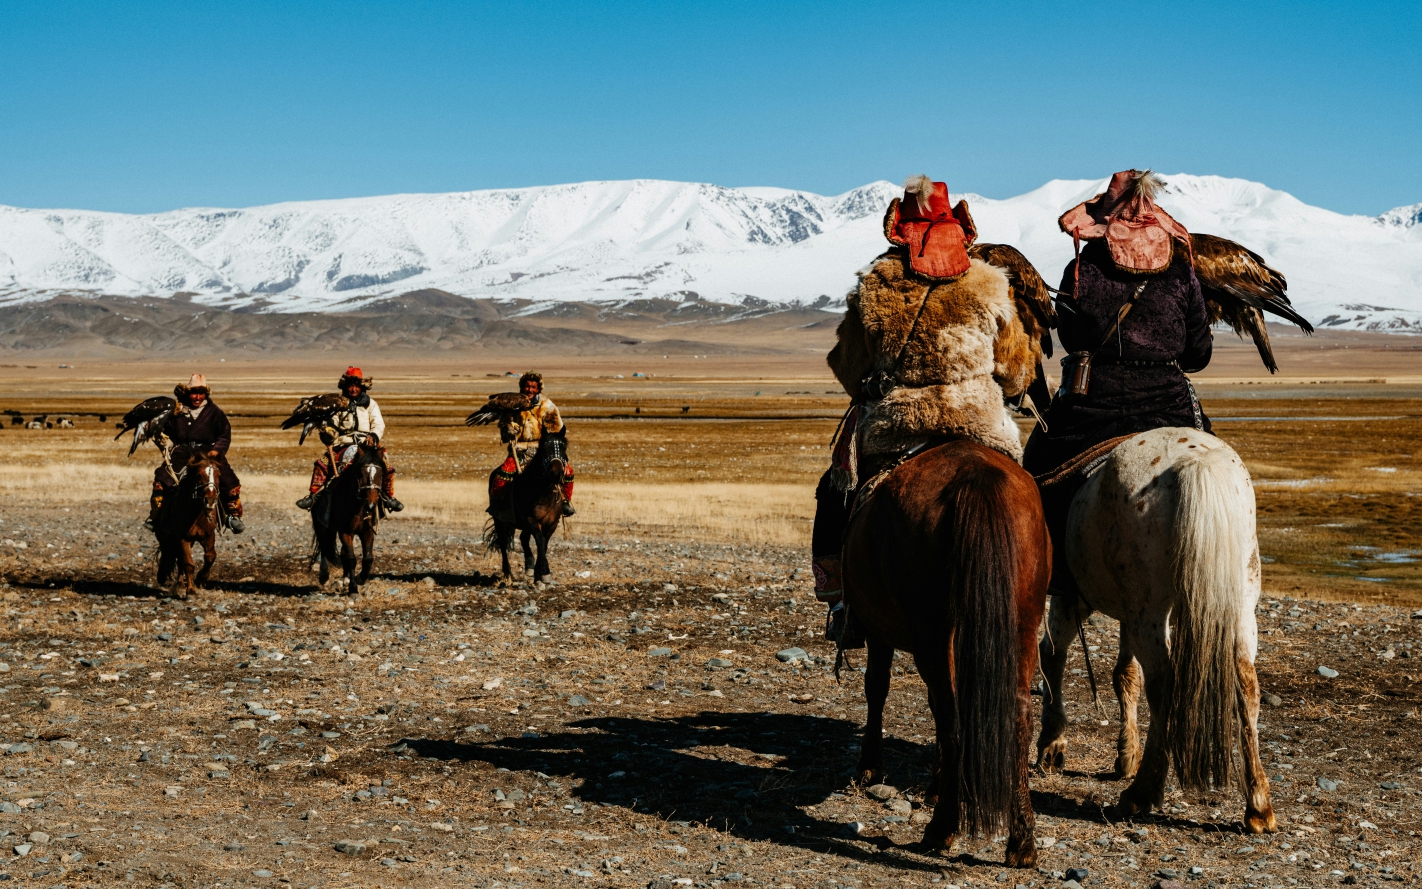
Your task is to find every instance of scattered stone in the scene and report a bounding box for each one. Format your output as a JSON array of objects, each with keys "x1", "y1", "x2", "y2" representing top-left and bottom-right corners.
[
  {"x1": 4, "y1": 743, "x2": 31, "y2": 755},
  {"x1": 1035, "y1": 836, "x2": 1057, "y2": 849},
  {"x1": 1317, "y1": 777, "x2": 1339, "y2": 792},
  {"x1": 1316, "y1": 666, "x2": 1339, "y2": 678},
  {"x1": 300, "y1": 810, "x2": 317, "y2": 820},
  {"x1": 431, "y1": 822, "x2": 454, "y2": 832},
  {"x1": 1154, "y1": 881, "x2": 1184, "y2": 889},
  {"x1": 11, "y1": 843, "x2": 30, "y2": 857},
  {"x1": 776, "y1": 647, "x2": 809, "y2": 663},
  {"x1": 1262, "y1": 692, "x2": 1282, "y2": 707},
  {"x1": 1064, "y1": 868, "x2": 1089, "y2": 882},
  {"x1": 567, "y1": 695, "x2": 591, "y2": 707},
  {"x1": 26, "y1": 831, "x2": 47, "y2": 845},
  {"x1": 1380, "y1": 781, "x2": 1402, "y2": 790},
  {"x1": 253, "y1": 869, "x2": 274, "y2": 878},
  {"x1": 0, "y1": 802, "x2": 19, "y2": 814},
  {"x1": 865, "y1": 784, "x2": 899, "y2": 801},
  {"x1": 335, "y1": 839, "x2": 366, "y2": 855},
  {"x1": 41, "y1": 697, "x2": 65, "y2": 712},
  {"x1": 705, "y1": 658, "x2": 734, "y2": 668},
  {"x1": 648, "y1": 647, "x2": 673, "y2": 658},
  {"x1": 847, "y1": 821, "x2": 867, "y2": 836},
  {"x1": 225, "y1": 842, "x2": 245, "y2": 852},
  {"x1": 1189, "y1": 867, "x2": 1204, "y2": 876},
  {"x1": 1061, "y1": 881, "x2": 1082, "y2": 889},
  {"x1": 886, "y1": 799, "x2": 912, "y2": 816},
  {"x1": 1359, "y1": 819, "x2": 1379, "y2": 830}
]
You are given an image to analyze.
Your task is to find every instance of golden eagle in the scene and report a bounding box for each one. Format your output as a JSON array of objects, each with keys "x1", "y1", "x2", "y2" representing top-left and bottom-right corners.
[
  {"x1": 969, "y1": 243, "x2": 1057, "y2": 358},
  {"x1": 1190, "y1": 233, "x2": 1313, "y2": 373},
  {"x1": 113, "y1": 396, "x2": 178, "y2": 456},
  {"x1": 280, "y1": 393, "x2": 350, "y2": 445},
  {"x1": 465, "y1": 392, "x2": 532, "y2": 427}
]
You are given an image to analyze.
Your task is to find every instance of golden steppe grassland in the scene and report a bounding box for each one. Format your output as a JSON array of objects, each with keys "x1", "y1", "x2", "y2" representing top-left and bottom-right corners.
[{"x1": 0, "y1": 330, "x2": 1417, "y2": 889}]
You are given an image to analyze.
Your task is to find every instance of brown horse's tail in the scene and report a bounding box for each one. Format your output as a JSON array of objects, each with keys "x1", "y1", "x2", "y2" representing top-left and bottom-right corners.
[{"x1": 945, "y1": 468, "x2": 1021, "y2": 837}]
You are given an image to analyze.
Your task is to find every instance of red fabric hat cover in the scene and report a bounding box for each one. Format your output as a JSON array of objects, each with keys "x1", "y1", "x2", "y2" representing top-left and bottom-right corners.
[
  {"x1": 344, "y1": 366, "x2": 363, "y2": 379},
  {"x1": 1058, "y1": 170, "x2": 1191, "y2": 274},
  {"x1": 883, "y1": 179, "x2": 977, "y2": 281}
]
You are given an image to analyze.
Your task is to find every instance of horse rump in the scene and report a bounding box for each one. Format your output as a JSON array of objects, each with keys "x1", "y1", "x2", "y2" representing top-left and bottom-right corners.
[
  {"x1": 1167, "y1": 446, "x2": 1247, "y2": 792},
  {"x1": 940, "y1": 461, "x2": 1025, "y2": 837}
]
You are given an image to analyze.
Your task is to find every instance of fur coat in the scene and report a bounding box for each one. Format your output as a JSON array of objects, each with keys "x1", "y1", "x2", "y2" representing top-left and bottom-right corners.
[{"x1": 828, "y1": 254, "x2": 1040, "y2": 461}]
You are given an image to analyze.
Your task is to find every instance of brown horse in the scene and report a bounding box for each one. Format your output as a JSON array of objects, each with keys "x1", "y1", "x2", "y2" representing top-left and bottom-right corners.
[
  {"x1": 842, "y1": 440, "x2": 1050, "y2": 865},
  {"x1": 313, "y1": 441, "x2": 383, "y2": 596},
  {"x1": 155, "y1": 453, "x2": 222, "y2": 598},
  {"x1": 487, "y1": 429, "x2": 567, "y2": 583}
]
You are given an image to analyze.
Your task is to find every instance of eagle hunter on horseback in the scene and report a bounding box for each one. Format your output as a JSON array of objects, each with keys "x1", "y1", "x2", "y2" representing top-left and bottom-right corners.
[
  {"x1": 813, "y1": 175, "x2": 1054, "y2": 861},
  {"x1": 293, "y1": 367, "x2": 403, "y2": 513},
  {"x1": 1026, "y1": 170, "x2": 1312, "y2": 833},
  {"x1": 115, "y1": 373, "x2": 244, "y2": 596},
  {"x1": 467, "y1": 372, "x2": 575, "y2": 582}
]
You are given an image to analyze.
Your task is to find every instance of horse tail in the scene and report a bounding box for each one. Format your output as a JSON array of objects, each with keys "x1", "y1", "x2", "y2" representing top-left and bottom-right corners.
[
  {"x1": 1167, "y1": 445, "x2": 1248, "y2": 792},
  {"x1": 944, "y1": 465, "x2": 1020, "y2": 837}
]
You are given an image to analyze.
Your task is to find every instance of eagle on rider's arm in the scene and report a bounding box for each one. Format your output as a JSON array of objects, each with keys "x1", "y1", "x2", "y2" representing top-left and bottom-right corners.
[
  {"x1": 114, "y1": 396, "x2": 178, "y2": 456},
  {"x1": 968, "y1": 242, "x2": 1057, "y2": 358},
  {"x1": 465, "y1": 392, "x2": 532, "y2": 427},
  {"x1": 280, "y1": 393, "x2": 350, "y2": 445},
  {"x1": 1189, "y1": 233, "x2": 1313, "y2": 374}
]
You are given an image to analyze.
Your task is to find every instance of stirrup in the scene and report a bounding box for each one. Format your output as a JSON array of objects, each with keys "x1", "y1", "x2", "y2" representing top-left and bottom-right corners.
[
  {"x1": 296, "y1": 494, "x2": 315, "y2": 510},
  {"x1": 143, "y1": 517, "x2": 156, "y2": 532},
  {"x1": 825, "y1": 600, "x2": 846, "y2": 642},
  {"x1": 227, "y1": 515, "x2": 246, "y2": 534},
  {"x1": 384, "y1": 496, "x2": 404, "y2": 513},
  {"x1": 561, "y1": 501, "x2": 575, "y2": 516}
]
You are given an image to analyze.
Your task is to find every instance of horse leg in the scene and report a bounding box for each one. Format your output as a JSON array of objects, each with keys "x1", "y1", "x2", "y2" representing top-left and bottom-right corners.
[
  {"x1": 195, "y1": 532, "x2": 216, "y2": 588},
  {"x1": 1035, "y1": 593, "x2": 1081, "y2": 772},
  {"x1": 1236, "y1": 652, "x2": 1277, "y2": 833},
  {"x1": 341, "y1": 532, "x2": 358, "y2": 596},
  {"x1": 1005, "y1": 597, "x2": 1041, "y2": 869},
  {"x1": 534, "y1": 531, "x2": 551, "y2": 582},
  {"x1": 178, "y1": 539, "x2": 195, "y2": 599},
  {"x1": 915, "y1": 643, "x2": 960, "y2": 854},
  {"x1": 1117, "y1": 624, "x2": 1171, "y2": 815},
  {"x1": 1112, "y1": 639, "x2": 1143, "y2": 780},
  {"x1": 855, "y1": 639, "x2": 893, "y2": 785},
  {"x1": 521, "y1": 531, "x2": 535, "y2": 577},
  {"x1": 358, "y1": 525, "x2": 374, "y2": 583}
]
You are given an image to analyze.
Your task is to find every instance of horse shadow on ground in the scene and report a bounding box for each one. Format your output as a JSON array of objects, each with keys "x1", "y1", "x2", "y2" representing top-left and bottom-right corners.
[
  {"x1": 377, "y1": 570, "x2": 500, "y2": 588},
  {"x1": 401, "y1": 710, "x2": 1092, "y2": 871},
  {"x1": 12, "y1": 575, "x2": 319, "y2": 599}
]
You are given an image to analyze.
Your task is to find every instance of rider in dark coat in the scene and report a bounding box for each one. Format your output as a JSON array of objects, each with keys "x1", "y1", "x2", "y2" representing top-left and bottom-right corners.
[
  {"x1": 147, "y1": 373, "x2": 245, "y2": 534},
  {"x1": 1023, "y1": 170, "x2": 1213, "y2": 592},
  {"x1": 1021, "y1": 239, "x2": 1213, "y2": 476}
]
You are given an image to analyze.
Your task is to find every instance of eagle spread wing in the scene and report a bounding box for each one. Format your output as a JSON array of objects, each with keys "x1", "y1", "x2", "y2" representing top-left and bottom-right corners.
[
  {"x1": 280, "y1": 393, "x2": 350, "y2": 445},
  {"x1": 968, "y1": 242, "x2": 1057, "y2": 358},
  {"x1": 465, "y1": 392, "x2": 531, "y2": 427},
  {"x1": 1190, "y1": 233, "x2": 1313, "y2": 373},
  {"x1": 114, "y1": 396, "x2": 178, "y2": 456}
]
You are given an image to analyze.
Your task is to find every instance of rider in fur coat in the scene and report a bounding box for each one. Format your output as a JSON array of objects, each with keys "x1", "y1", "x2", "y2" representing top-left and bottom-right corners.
[
  {"x1": 813, "y1": 176, "x2": 1041, "y2": 642},
  {"x1": 488, "y1": 372, "x2": 575, "y2": 517},
  {"x1": 148, "y1": 373, "x2": 245, "y2": 534}
]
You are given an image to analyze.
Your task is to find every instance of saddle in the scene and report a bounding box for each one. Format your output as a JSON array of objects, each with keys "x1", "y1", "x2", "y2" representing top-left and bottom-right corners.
[{"x1": 1032, "y1": 434, "x2": 1135, "y2": 489}]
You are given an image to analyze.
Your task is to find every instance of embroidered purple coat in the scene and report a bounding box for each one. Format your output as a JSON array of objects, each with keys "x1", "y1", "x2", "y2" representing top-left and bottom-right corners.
[{"x1": 1023, "y1": 240, "x2": 1213, "y2": 476}]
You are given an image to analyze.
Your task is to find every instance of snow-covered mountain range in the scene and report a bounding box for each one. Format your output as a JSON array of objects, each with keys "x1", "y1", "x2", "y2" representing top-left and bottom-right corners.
[{"x1": 1, "y1": 175, "x2": 1419, "y2": 331}]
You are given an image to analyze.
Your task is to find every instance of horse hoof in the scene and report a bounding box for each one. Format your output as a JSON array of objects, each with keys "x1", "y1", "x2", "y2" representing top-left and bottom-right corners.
[
  {"x1": 1005, "y1": 839, "x2": 1038, "y2": 869},
  {"x1": 1244, "y1": 808, "x2": 1277, "y2": 834},
  {"x1": 1112, "y1": 752, "x2": 1141, "y2": 781},
  {"x1": 918, "y1": 823, "x2": 955, "y2": 853},
  {"x1": 1036, "y1": 743, "x2": 1066, "y2": 773},
  {"x1": 1116, "y1": 785, "x2": 1156, "y2": 817}
]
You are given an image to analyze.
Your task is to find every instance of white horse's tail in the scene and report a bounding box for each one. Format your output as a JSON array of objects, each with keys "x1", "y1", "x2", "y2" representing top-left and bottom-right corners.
[{"x1": 1168, "y1": 445, "x2": 1248, "y2": 792}]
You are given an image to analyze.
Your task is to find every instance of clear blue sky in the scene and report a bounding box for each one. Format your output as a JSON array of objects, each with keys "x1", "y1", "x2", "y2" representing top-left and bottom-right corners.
[{"x1": 2, "y1": 0, "x2": 1418, "y2": 215}]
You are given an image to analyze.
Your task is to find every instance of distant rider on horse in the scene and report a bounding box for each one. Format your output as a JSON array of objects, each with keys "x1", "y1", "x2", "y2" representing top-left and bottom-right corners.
[
  {"x1": 295, "y1": 366, "x2": 403, "y2": 512},
  {"x1": 1023, "y1": 170, "x2": 1213, "y2": 592},
  {"x1": 147, "y1": 373, "x2": 245, "y2": 534},
  {"x1": 488, "y1": 372, "x2": 575, "y2": 517},
  {"x1": 812, "y1": 175, "x2": 1041, "y2": 642}
]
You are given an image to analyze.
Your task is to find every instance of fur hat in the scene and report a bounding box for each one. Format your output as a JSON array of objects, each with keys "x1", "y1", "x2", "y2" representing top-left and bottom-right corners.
[
  {"x1": 1058, "y1": 170, "x2": 1191, "y2": 274},
  {"x1": 883, "y1": 176, "x2": 977, "y2": 281},
  {"x1": 174, "y1": 373, "x2": 210, "y2": 399},
  {"x1": 337, "y1": 366, "x2": 372, "y2": 390},
  {"x1": 518, "y1": 371, "x2": 543, "y2": 390}
]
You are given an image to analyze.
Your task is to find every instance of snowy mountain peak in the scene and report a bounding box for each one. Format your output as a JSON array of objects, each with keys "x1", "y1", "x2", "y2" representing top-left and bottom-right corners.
[{"x1": 1, "y1": 174, "x2": 1419, "y2": 333}]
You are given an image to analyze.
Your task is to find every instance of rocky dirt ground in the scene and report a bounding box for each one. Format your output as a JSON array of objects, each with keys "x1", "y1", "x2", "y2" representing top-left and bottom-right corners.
[{"x1": 0, "y1": 496, "x2": 1419, "y2": 889}]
